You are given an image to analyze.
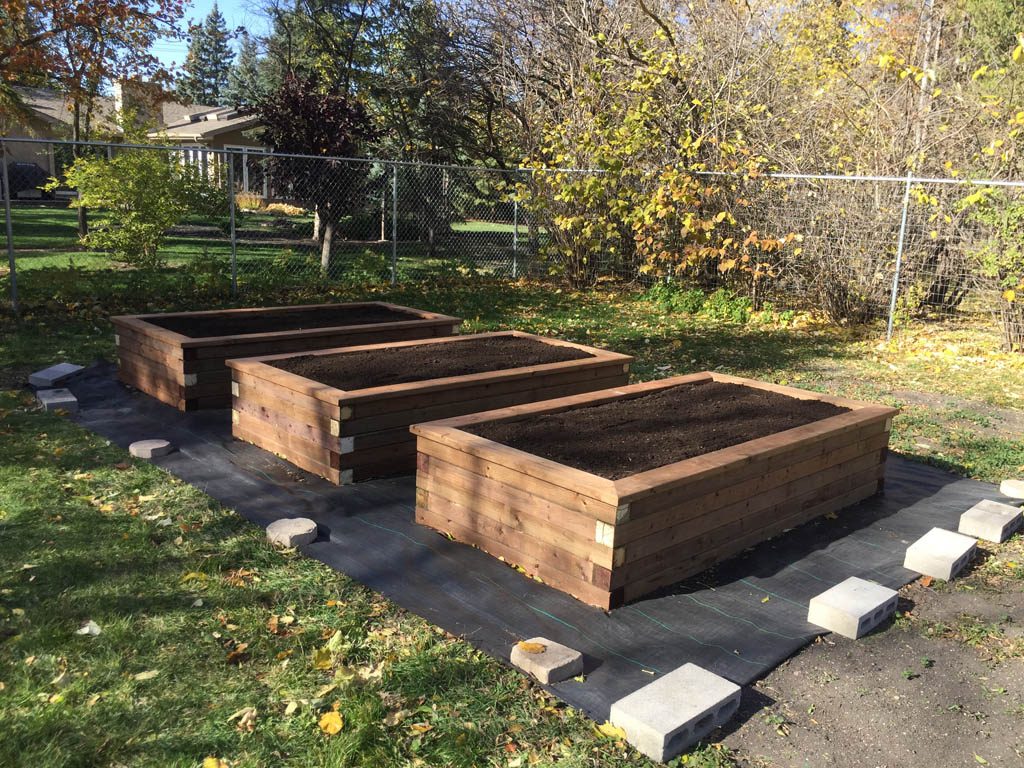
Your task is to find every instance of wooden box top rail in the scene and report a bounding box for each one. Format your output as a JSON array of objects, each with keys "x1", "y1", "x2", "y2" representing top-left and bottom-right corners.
[
  {"x1": 110, "y1": 301, "x2": 461, "y2": 349},
  {"x1": 226, "y1": 331, "x2": 633, "y2": 406},
  {"x1": 411, "y1": 372, "x2": 900, "y2": 507}
]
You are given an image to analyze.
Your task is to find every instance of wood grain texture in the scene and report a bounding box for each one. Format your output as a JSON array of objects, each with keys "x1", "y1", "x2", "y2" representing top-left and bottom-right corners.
[
  {"x1": 112, "y1": 302, "x2": 461, "y2": 411},
  {"x1": 412, "y1": 372, "x2": 898, "y2": 610},
  {"x1": 230, "y1": 332, "x2": 633, "y2": 485}
]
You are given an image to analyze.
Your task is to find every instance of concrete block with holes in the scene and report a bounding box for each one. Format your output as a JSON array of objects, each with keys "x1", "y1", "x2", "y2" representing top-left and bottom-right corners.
[
  {"x1": 509, "y1": 637, "x2": 583, "y2": 684},
  {"x1": 36, "y1": 388, "x2": 78, "y2": 413},
  {"x1": 904, "y1": 527, "x2": 977, "y2": 581},
  {"x1": 807, "y1": 577, "x2": 898, "y2": 639},
  {"x1": 609, "y1": 663, "x2": 741, "y2": 763},
  {"x1": 958, "y1": 499, "x2": 1022, "y2": 543}
]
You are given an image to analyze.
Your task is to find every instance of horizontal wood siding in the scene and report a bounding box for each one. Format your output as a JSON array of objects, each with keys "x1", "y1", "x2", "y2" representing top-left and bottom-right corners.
[{"x1": 411, "y1": 372, "x2": 897, "y2": 609}]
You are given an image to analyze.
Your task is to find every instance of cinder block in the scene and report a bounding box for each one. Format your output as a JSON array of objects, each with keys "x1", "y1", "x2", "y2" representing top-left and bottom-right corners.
[
  {"x1": 1000, "y1": 479, "x2": 1024, "y2": 500},
  {"x1": 29, "y1": 362, "x2": 84, "y2": 388},
  {"x1": 958, "y1": 499, "x2": 1022, "y2": 543},
  {"x1": 37, "y1": 388, "x2": 78, "y2": 413},
  {"x1": 129, "y1": 439, "x2": 174, "y2": 459},
  {"x1": 609, "y1": 663, "x2": 741, "y2": 763},
  {"x1": 904, "y1": 527, "x2": 977, "y2": 581},
  {"x1": 266, "y1": 517, "x2": 318, "y2": 547},
  {"x1": 807, "y1": 577, "x2": 898, "y2": 639},
  {"x1": 510, "y1": 637, "x2": 583, "y2": 684}
]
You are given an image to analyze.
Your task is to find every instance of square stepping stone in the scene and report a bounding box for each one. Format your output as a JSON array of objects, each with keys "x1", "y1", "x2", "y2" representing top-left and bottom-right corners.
[
  {"x1": 609, "y1": 663, "x2": 741, "y2": 763},
  {"x1": 807, "y1": 577, "x2": 898, "y2": 639},
  {"x1": 958, "y1": 499, "x2": 1022, "y2": 543},
  {"x1": 36, "y1": 388, "x2": 78, "y2": 413},
  {"x1": 510, "y1": 638, "x2": 583, "y2": 684},
  {"x1": 29, "y1": 362, "x2": 83, "y2": 388},
  {"x1": 904, "y1": 527, "x2": 977, "y2": 581},
  {"x1": 1000, "y1": 479, "x2": 1024, "y2": 500}
]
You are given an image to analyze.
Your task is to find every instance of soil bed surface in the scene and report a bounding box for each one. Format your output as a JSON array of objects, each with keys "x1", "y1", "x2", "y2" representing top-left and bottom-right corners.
[
  {"x1": 466, "y1": 380, "x2": 849, "y2": 479},
  {"x1": 271, "y1": 336, "x2": 594, "y2": 390},
  {"x1": 148, "y1": 305, "x2": 422, "y2": 338}
]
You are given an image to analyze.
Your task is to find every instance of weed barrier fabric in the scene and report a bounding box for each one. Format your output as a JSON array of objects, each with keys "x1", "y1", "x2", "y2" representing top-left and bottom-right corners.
[{"x1": 67, "y1": 363, "x2": 1015, "y2": 721}]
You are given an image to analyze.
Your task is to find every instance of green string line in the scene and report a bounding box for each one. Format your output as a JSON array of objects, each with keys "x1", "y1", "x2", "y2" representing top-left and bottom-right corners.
[
  {"x1": 628, "y1": 606, "x2": 762, "y2": 668},
  {"x1": 739, "y1": 578, "x2": 806, "y2": 608},
  {"x1": 682, "y1": 594, "x2": 805, "y2": 641}
]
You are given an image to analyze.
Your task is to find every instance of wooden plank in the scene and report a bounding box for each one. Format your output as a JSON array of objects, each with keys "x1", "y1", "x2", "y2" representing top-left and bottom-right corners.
[
  {"x1": 418, "y1": 471, "x2": 614, "y2": 567},
  {"x1": 619, "y1": 449, "x2": 886, "y2": 564},
  {"x1": 618, "y1": 478, "x2": 883, "y2": 605},
  {"x1": 194, "y1": 324, "x2": 456, "y2": 359},
  {"x1": 613, "y1": 407, "x2": 895, "y2": 505},
  {"x1": 619, "y1": 463, "x2": 886, "y2": 585},
  {"x1": 420, "y1": 454, "x2": 612, "y2": 545},
  {"x1": 338, "y1": 372, "x2": 629, "y2": 436},
  {"x1": 416, "y1": 437, "x2": 621, "y2": 522},
  {"x1": 118, "y1": 363, "x2": 182, "y2": 409},
  {"x1": 620, "y1": 427, "x2": 892, "y2": 527},
  {"x1": 412, "y1": 372, "x2": 714, "y2": 433},
  {"x1": 232, "y1": 397, "x2": 341, "y2": 451},
  {"x1": 232, "y1": 373, "x2": 341, "y2": 421},
  {"x1": 416, "y1": 427, "x2": 619, "y2": 505},
  {"x1": 231, "y1": 421, "x2": 341, "y2": 484},
  {"x1": 233, "y1": 409, "x2": 335, "y2": 468},
  {"x1": 416, "y1": 504, "x2": 614, "y2": 609}
]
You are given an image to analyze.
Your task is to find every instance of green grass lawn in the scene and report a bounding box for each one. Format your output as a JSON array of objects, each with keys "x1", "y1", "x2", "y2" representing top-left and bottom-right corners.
[{"x1": 3, "y1": 247, "x2": 1024, "y2": 765}]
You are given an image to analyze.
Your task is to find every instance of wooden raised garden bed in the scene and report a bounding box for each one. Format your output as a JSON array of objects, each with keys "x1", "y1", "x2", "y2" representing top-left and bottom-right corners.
[
  {"x1": 110, "y1": 302, "x2": 461, "y2": 410},
  {"x1": 411, "y1": 373, "x2": 899, "y2": 610},
  {"x1": 227, "y1": 331, "x2": 633, "y2": 484}
]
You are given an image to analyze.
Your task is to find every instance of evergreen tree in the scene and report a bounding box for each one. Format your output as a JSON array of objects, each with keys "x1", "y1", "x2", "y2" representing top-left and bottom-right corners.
[
  {"x1": 226, "y1": 31, "x2": 263, "y2": 106},
  {"x1": 177, "y1": 3, "x2": 235, "y2": 106}
]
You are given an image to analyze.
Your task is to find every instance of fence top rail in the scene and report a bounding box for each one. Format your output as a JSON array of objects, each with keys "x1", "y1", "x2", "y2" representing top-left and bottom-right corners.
[
  {"x1": 0, "y1": 136, "x2": 605, "y2": 175},
  {"x1": 695, "y1": 169, "x2": 1024, "y2": 189}
]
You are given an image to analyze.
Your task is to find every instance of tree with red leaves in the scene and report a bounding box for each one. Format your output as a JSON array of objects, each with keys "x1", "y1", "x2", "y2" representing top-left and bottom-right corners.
[{"x1": 258, "y1": 72, "x2": 371, "y2": 274}]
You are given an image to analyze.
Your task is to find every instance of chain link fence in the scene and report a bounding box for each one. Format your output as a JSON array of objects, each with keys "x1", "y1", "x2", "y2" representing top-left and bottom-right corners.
[{"x1": 2, "y1": 138, "x2": 1022, "y2": 348}]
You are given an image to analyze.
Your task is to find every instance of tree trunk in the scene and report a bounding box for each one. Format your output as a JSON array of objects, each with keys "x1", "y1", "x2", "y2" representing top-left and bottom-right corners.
[
  {"x1": 320, "y1": 218, "x2": 334, "y2": 275},
  {"x1": 72, "y1": 107, "x2": 88, "y2": 237}
]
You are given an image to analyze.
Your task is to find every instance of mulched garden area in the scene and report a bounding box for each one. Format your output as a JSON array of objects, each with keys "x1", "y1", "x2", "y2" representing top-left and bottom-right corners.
[
  {"x1": 271, "y1": 336, "x2": 595, "y2": 390},
  {"x1": 466, "y1": 380, "x2": 850, "y2": 479}
]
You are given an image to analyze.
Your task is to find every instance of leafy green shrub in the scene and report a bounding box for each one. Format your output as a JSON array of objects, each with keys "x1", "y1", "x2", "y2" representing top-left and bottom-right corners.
[
  {"x1": 645, "y1": 281, "x2": 707, "y2": 314},
  {"x1": 48, "y1": 149, "x2": 227, "y2": 268},
  {"x1": 702, "y1": 288, "x2": 752, "y2": 323}
]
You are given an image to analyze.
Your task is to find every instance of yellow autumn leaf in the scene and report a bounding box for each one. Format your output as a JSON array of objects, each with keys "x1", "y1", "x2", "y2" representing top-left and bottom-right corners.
[
  {"x1": 202, "y1": 759, "x2": 229, "y2": 768},
  {"x1": 516, "y1": 641, "x2": 547, "y2": 654},
  {"x1": 409, "y1": 722, "x2": 434, "y2": 734},
  {"x1": 318, "y1": 710, "x2": 344, "y2": 735},
  {"x1": 596, "y1": 721, "x2": 627, "y2": 739},
  {"x1": 1004, "y1": 289, "x2": 1016, "y2": 303},
  {"x1": 312, "y1": 648, "x2": 333, "y2": 670}
]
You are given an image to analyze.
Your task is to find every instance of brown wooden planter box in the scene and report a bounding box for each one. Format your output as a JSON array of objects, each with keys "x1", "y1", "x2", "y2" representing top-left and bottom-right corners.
[
  {"x1": 411, "y1": 373, "x2": 899, "y2": 610},
  {"x1": 227, "y1": 332, "x2": 633, "y2": 484},
  {"x1": 110, "y1": 302, "x2": 461, "y2": 411}
]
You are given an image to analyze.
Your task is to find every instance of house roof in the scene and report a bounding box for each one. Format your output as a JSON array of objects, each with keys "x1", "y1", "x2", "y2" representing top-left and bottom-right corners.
[
  {"x1": 10, "y1": 85, "x2": 260, "y2": 143},
  {"x1": 153, "y1": 108, "x2": 262, "y2": 142}
]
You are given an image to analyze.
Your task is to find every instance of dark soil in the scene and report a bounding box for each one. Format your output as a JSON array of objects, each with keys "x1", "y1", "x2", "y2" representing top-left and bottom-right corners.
[
  {"x1": 466, "y1": 380, "x2": 849, "y2": 479},
  {"x1": 148, "y1": 305, "x2": 423, "y2": 338},
  {"x1": 271, "y1": 336, "x2": 595, "y2": 390}
]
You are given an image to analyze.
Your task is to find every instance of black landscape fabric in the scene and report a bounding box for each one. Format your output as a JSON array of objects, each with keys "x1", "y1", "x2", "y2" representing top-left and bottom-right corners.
[{"x1": 65, "y1": 363, "x2": 1012, "y2": 721}]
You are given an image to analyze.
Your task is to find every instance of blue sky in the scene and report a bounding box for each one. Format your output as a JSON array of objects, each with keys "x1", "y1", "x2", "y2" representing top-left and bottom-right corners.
[{"x1": 151, "y1": 0, "x2": 270, "y2": 71}]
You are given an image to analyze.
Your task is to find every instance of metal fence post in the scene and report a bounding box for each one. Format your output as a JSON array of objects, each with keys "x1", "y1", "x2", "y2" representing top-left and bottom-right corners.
[
  {"x1": 886, "y1": 174, "x2": 913, "y2": 341},
  {"x1": 1, "y1": 139, "x2": 18, "y2": 315},
  {"x1": 390, "y1": 164, "x2": 398, "y2": 285},
  {"x1": 512, "y1": 195, "x2": 519, "y2": 279},
  {"x1": 227, "y1": 151, "x2": 238, "y2": 296}
]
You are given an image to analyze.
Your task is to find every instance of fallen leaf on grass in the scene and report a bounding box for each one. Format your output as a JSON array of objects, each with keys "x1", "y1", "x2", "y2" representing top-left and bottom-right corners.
[
  {"x1": 516, "y1": 641, "x2": 546, "y2": 654},
  {"x1": 920, "y1": 576, "x2": 934, "y2": 588},
  {"x1": 312, "y1": 648, "x2": 333, "y2": 670},
  {"x1": 76, "y1": 620, "x2": 101, "y2": 637},
  {"x1": 133, "y1": 670, "x2": 159, "y2": 681},
  {"x1": 226, "y1": 643, "x2": 249, "y2": 665},
  {"x1": 595, "y1": 721, "x2": 626, "y2": 739},
  {"x1": 227, "y1": 706, "x2": 257, "y2": 732},
  {"x1": 114, "y1": 462, "x2": 131, "y2": 471},
  {"x1": 409, "y1": 722, "x2": 433, "y2": 734},
  {"x1": 202, "y1": 758, "x2": 229, "y2": 768},
  {"x1": 384, "y1": 708, "x2": 412, "y2": 727},
  {"x1": 318, "y1": 710, "x2": 344, "y2": 735}
]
